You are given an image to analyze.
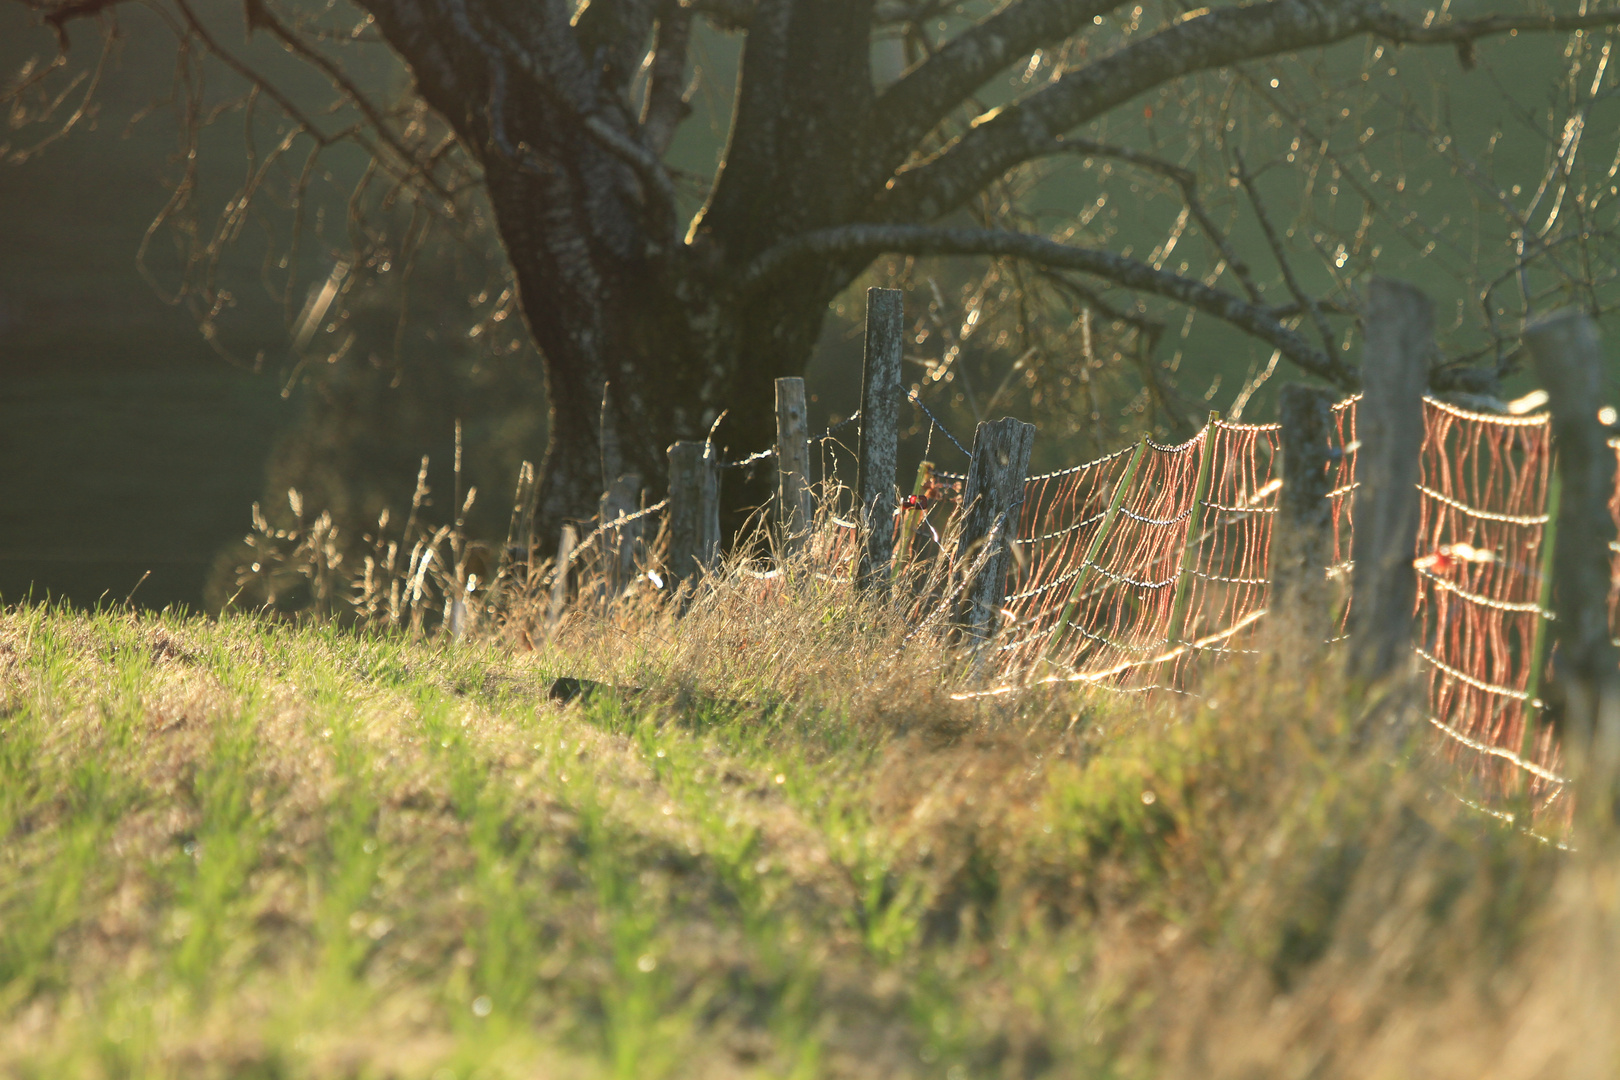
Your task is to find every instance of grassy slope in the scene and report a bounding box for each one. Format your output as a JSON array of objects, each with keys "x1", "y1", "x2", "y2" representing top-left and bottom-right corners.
[{"x1": 0, "y1": 584, "x2": 1616, "y2": 1079}]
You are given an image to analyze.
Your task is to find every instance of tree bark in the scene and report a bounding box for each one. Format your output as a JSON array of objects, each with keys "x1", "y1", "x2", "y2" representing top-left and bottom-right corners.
[{"x1": 178, "y1": 0, "x2": 1620, "y2": 553}]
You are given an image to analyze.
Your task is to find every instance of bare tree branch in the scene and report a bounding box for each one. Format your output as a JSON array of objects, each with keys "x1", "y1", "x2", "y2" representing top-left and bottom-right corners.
[
  {"x1": 1047, "y1": 135, "x2": 1265, "y2": 304},
  {"x1": 573, "y1": 0, "x2": 660, "y2": 94},
  {"x1": 241, "y1": 0, "x2": 457, "y2": 209},
  {"x1": 739, "y1": 222, "x2": 1357, "y2": 387},
  {"x1": 640, "y1": 2, "x2": 692, "y2": 157},
  {"x1": 683, "y1": 0, "x2": 755, "y2": 31},
  {"x1": 1232, "y1": 150, "x2": 1336, "y2": 355},
  {"x1": 863, "y1": 0, "x2": 1126, "y2": 193},
  {"x1": 697, "y1": 0, "x2": 877, "y2": 254},
  {"x1": 878, "y1": 0, "x2": 1620, "y2": 225}
]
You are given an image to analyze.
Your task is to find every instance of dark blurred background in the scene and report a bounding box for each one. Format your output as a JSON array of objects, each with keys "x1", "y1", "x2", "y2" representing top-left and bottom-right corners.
[
  {"x1": 0, "y1": 4, "x2": 558, "y2": 611},
  {"x1": 4, "y1": 2, "x2": 1595, "y2": 611},
  {"x1": 0, "y1": 4, "x2": 867, "y2": 612}
]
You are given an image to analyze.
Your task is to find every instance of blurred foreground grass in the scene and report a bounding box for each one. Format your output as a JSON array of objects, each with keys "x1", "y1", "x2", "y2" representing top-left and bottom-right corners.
[{"x1": 2, "y1": 581, "x2": 1618, "y2": 1079}]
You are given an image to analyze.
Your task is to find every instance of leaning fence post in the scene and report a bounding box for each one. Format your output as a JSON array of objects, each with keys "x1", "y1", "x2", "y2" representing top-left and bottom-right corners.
[
  {"x1": 1347, "y1": 277, "x2": 1432, "y2": 683},
  {"x1": 504, "y1": 459, "x2": 538, "y2": 582},
  {"x1": 1522, "y1": 310, "x2": 1620, "y2": 769},
  {"x1": 775, "y1": 376, "x2": 814, "y2": 555},
  {"x1": 1166, "y1": 412, "x2": 1220, "y2": 649},
  {"x1": 1046, "y1": 435, "x2": 1148, "y2": 657},
  {"x1": 954, "y1": 417, "x2": 1036, "y2": 640},
  {"x1": 1272, "y1": 385, "x2": 1338, "y2": 638},
  {"x1": 666, "y1": 440, "x2": 720, "y2": 589},
  {"x1": 1520, "y1": 472, "x2": 1561, "y2": 772},
  {"x1": 856, "y1": 287, "x2": 904, "y2": 595},
  {"x1": 598, "y1": 472, "x2": 643, "y2": 598}
]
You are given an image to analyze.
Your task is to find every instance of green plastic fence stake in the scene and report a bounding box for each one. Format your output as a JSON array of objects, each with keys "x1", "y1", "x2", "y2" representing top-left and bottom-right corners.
[
  {"x1": 1165, "y1": 412, "x2": 1221, "y2": 649},
  {"x1": 1520, "y1": 468, "x2": 1561, "y2": 770},
  {"x1": 1045, "y1": 433, "x2": 1149, "y2": 658},
  {"x1": 891, "y1": 460, "x2": 934, "y2": 581}
]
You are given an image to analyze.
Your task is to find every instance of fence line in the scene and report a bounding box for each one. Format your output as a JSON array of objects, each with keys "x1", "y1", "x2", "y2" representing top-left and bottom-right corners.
[
  {"x1": 981, "y1": 395, "x2": 1578, "y2": 824},
  {"x1": 550, "y1": 301, "x2": 1612, "y2": 832}
]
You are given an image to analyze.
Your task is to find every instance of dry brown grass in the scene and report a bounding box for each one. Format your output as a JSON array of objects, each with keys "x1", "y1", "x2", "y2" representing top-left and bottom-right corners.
[{"x1": 2, "y1": 540, "x2": 1619, "y2": 1078}]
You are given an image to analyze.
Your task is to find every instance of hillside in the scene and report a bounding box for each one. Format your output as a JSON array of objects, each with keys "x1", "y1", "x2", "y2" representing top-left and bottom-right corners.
[{"x1": 2, "y1": 574, "x2": 1615, "y2": 1079}]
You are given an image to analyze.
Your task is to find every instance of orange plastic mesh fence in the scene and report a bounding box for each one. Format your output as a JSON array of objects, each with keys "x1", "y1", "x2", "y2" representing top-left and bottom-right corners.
[
  {"x1": 791, "y1": 397, "x2": 1615, "y2": 826},
  {"x1": 997, "y1": 444, "x2": 1143, "y2": 679},
  {"x1": 995, "y1": 420, "x2": 1279, "y2": 692},
  {"x1": 1413, "y1": 398, "x2": 1564, "y2": 814},
  {"x1": 1161, "y1": 420, "x2": 1281, "y2": 686},
  {"x1": 989, "y1": 399, "x2": 1582, "y2": 823},
  {"x1": 1321, "y1": 397, "x2": 1566, "y2": 815}
]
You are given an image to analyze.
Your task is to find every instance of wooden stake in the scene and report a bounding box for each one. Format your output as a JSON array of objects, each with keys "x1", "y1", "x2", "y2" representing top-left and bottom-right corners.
[
  {"x1": 1272, "y1": 385, "x2": 1338, "y2": 637},
  {"x1": 504, "y1": 459, "x2": 537, "y2": 580},
  {"x1": 954, "y1": 416, "x2": 1037, "y2": 639},
  {"x1": 1166, "y1": 412, "x2": 1220, "y2": 648},
  {"x1": 1047, "y1": 435, "x2": 1148, "y2": 656},
  {"x1": 546, "y1": 524, "x2": 576, "y2": 635},
  {"x1": 856, "y1": 287, "x2": 904, "y2": 595},
  {"x1": 598, "y1": 472, "x2": 643, "y2": 598},
  {"x1": 666, "y1": 440, "x2": 720, "y2": 588},
  {"x1": 774, "y1": 377, "x2": 813, "y2": 555},
  {"x1": 1522, "y1": 309, "x2": 1620, "y2": 763},
  {"x1": 1347, "y1": 277, "x2": 1432, "y2": 683}
]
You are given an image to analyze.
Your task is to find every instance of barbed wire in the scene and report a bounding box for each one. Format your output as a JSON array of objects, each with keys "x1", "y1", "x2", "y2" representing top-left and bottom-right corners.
[
  {"x1": 906, "y1": 388, "x2": 972, "y2": 460},
  {"x1": 717, "y1": 446, "x2": 777, "y2": 470},
  {"x1": 562, "y1": 498, "x2": 670, "y2": 568}
]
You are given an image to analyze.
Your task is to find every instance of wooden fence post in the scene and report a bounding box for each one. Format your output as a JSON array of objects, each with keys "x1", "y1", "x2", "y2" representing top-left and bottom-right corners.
[
  {"x1": 598, "y1": 473, "x2": 643, "y2": 598},
  {"x1": 504, "y1": 459, "x2": 537, "y2": 581},
  {"x1": 666, "y1": 440, "x2": 720, "y2": 588},
  {"x1": 856, "y1": 286, "x2": 904, "y2": 595},
  {"x1": 775, "y1": 376, "x2": 814, "y2": 555},
  {"x1": 954, "y1": 417, "x2": 1036, "y2": 640},
  {"x1": 1347, "y1": 277, "x2": 1431, "y2": 683},
  {"x1": 1522, "y1": 309, "x2": 1620, "y2": 766},
  {"x1": 545, "y1": 524, "x2": 576, "y2": 634},
  {"x1": 1272, "y1": 385, "x2": 1338, "y2": 637}
]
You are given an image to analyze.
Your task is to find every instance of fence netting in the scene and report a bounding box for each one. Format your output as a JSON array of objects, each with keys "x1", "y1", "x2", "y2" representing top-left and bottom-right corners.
[
  {"x1": 987, "y1": 397, "x2": 1589, "y2": 825},
  {"x1": 997, "y1": 421, "x2": 1279, "y2": 693},
  {"x1": 564, "y1": 388, "x2": 1616, "y2": 829},
  {"x1": 1410, "y1": 398, "x2": 1563, "y2": 815}
]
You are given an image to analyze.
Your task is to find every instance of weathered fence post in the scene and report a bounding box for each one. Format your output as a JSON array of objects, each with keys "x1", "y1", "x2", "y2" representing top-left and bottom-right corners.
[
  {"x1": 775, "y1": 376, "x2": 814, "y2": 555},
  {"x1": 666, "y1": 440, "x2": 720, "y2": 588},
  {"x1": 504, "y1": 459, "x2": 537, "y2": 580},
  {"x1": 1347, "y1": 277, "x2": 1431, "y2": 683},
  {"x1": 856, "y1": 287, "x2": 904, "y2": 595},
  {"x1": 545, "y1": 524, "x2": 576, "y2": 634},
  {"x1": 954, "y1": 417, "x2": 1036, "y2": 640},
  {"x1": 1522, "y1": 309, "x2": 1620, "y2": 772},
  {"x1": 598, "y1": 472, "x2": 643, "y2": 598},
  {"x1": 1272, "y1": 385, "x2": 1338, "y2": 638}
]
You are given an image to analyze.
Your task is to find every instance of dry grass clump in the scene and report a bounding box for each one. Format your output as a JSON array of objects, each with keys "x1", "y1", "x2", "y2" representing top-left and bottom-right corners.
[{"x1": 3, "y1": 523, "x2": 1620, "y2": 1078}]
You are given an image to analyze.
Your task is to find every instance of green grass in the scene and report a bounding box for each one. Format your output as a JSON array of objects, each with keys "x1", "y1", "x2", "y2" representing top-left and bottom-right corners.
[{"x1": 0, "y1": 591, "x2": 1612, "y2": 1079}]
